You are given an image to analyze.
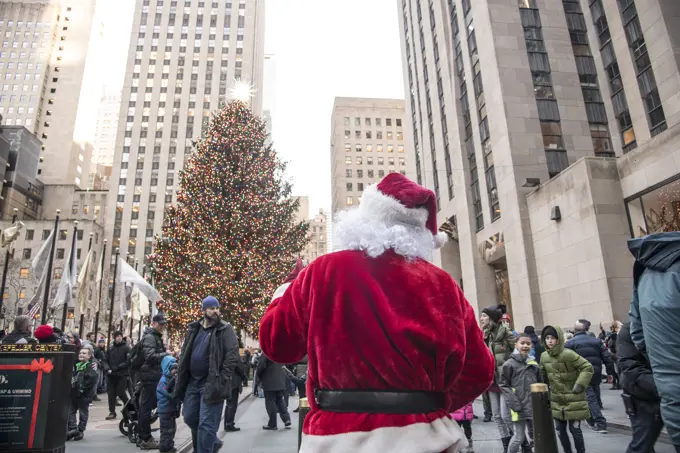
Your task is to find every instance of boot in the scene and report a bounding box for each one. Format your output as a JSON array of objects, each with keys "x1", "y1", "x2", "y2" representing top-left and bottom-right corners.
[
  {"x1": 483, "y1": 414, "x2": 492, "y2": 423},
  {"x1": 466, "y1": 439, "x2": 474, "y2": 453},
  {"x1": 73, "y1": 431, "x2": 84, "y2": 441},
  {"x1": 501, "y1": 437, "x2": 512, "y2": 453},
  {"x1": 106, "y1": 412, "x2": 117, "y2": 420},
  {"x1": 66, "y1": 429, "x2": 79, "y2": 440},
  {"x1": 140, "y1": 437, "x2": 160, "y2": 450}
]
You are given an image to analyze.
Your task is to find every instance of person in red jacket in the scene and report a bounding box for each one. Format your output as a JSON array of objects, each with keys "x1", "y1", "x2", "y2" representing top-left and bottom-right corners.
[{"x1": 259, "y1": 173, "x2": 495, "y2": 453}]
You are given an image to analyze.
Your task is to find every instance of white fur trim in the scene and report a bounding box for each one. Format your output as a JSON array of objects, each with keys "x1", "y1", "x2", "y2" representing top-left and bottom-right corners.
[
  {"x1": 434, "y1": 232, "x2": 449, "y2": 249},
  {"x1": 332, "y1": 183, "x2": 440, "y2": 261},
  {"x1": 300, "y1": 416, "x2": 467, "y2": 453},
  {"x1": 271, "y1": 283, "x2": 291, "y2": 301}
]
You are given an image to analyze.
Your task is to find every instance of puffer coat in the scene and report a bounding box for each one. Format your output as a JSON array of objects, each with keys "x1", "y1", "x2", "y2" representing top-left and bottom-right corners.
[
  {"x1": 539, "y1": 325, "x2": 593, "y2": 421},
  {"x1": 450, "y1": 402, "x2": 474, "y2": 422},
  {"x1": 484, "y1": 322, "x2": 516, "y2": 389},
  {"x1": 499, "y1": 352, "x2": 540, "y2": 421}
]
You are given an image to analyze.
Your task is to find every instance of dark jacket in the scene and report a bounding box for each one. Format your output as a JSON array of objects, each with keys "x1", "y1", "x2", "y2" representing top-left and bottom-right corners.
[
  {"x1": 106, "y1": 341, "x2": 131, "y2": 376},
  {"x1": 1, "y1": 331, "x2": 37, "y2": 345},
  {"x1": 175, "y1": 320, "x2": 240, "y2": 404},
  {"x1": 629, "y1": 232, "x2": 680, "y2": 444},
  {"x1": 231, "y1": 357, "x2": 247, "y2": 390},
  {"x1": 499, "y1": 352, "x2": 540, "y2": 421},
  {"x1": 71, "y1": 360, "x2": 98, "y2": 400},
  {"x1": 139, "y1": 327, "x2": 167, "y2": 382},
  {"x1": 528, "y1": 332, "x2": 544, "y2": 364},
  {"x1": 617, "y1": 322, "x2": 660, "y2": 412},
  {"x1": 157, "y1": 355, "x2": 179, "y2": 414},
  {"x1": 565, "y1": 331, "x2": 614, "y2": 379},
  {"x1": 540, "y1": 326, "x2": 593, "y2": 421},
  {"x1": 256, "y1": 355, "x2": 287, "y2": 391}
]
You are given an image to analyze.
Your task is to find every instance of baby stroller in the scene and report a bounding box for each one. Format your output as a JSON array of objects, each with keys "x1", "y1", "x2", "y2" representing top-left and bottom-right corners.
[{"x1": 118, "y1": 377, "x2": 159, "y2": 444}]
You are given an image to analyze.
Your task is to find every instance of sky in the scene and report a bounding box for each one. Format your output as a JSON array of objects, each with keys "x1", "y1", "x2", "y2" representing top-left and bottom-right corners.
[
  {"x1": 264, "y1": 0, "x2": 405, "y2": 215},
  {"x1": 96, "y1": 0, "x2": 406, "y2": 217}
]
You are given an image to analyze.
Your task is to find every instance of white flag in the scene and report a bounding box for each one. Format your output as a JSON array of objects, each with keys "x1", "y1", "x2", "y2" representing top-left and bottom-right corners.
[
  {"x1": 118, "y1": 257, "x2": 161, "y2": 303},
  {"x1": 131, "y1": 286, "x2": 150, "y2": 320},
  {"x1": 26, "y1": 229, "x2": 55, "y2": 311},
  {"x1": 95, "y1": 249, "x2": 104, "y2": 283},
  {"x1": 76, "y1": 249, "x2": 93, "y2": 313},
  {"x1": 53, "y1": 233, "x2": 78, "y2": 308},
  {"x1": 1, "y1": 221, "x2": 24, "y2": 251}
]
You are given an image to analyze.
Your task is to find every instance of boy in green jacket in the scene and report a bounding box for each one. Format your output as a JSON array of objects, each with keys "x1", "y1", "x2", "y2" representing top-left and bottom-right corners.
[{"x1": 540, "y1": 326, "x2": 594, "y2": 453}]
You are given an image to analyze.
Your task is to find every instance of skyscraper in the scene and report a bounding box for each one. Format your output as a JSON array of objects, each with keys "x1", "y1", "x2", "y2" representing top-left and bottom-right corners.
[
  {"x1": 330, "y1": 97, "x2": 409, "y2": 215},
  {"x1": 397, "y1": 0, "x2": 680, "y2": 328},
  {"x1": 0, "y1": 0, "x2": 99, "y2": 187},
  {"x1": 106, "y1": 0, "x2": 265, "y2": 270}
]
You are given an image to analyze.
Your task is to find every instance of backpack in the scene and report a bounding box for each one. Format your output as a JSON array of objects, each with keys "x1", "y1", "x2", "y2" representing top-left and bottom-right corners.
[{"x1": 128, "y1": 339, "x2": 146, "y2": 372}]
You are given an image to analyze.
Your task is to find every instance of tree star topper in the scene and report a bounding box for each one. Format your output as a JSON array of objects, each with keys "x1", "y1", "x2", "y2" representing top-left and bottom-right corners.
[{"x1": 229, "y1": 79, "x2": 255, "y2": 103}]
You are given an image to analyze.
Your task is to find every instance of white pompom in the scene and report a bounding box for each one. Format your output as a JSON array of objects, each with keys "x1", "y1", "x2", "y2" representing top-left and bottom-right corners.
[{"x1": 434, "y1": 232, "x2": 449, "y2": 249}]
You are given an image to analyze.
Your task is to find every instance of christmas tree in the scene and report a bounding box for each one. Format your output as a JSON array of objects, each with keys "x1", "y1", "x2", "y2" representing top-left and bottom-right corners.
[{"x1": 150, "y1": 101, "x2": 309, "y2": 336}]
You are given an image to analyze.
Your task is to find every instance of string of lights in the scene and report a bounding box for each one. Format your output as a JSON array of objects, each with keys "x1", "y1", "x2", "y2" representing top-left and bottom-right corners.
[{"x1": 149, "y1": 101, "x2": 309, "y2": 336}]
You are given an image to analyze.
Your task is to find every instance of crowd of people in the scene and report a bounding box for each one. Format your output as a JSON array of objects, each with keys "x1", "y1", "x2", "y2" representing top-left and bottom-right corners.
[{"x1": 0, "y1": 298, "x2": 307, "y2": 453}]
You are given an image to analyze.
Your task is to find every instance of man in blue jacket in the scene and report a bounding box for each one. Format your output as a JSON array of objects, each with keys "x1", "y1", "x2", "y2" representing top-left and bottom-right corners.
[
  {"x1": 566, "y1": 319, "x2": 614, "y2": 434},
  {"x1": 629, "y1": 233, "x2": 680, "y2": 453}
]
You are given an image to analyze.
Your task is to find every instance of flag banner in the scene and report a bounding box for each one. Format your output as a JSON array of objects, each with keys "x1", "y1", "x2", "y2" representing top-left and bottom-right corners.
[
  {"x1": 76, "y1": 249, "x2": 93, "y2": 313},
  {"x1": 131, "y1": 286, "x2": 150, "y2": 320},
  {"x1": 0, "y1": 221, "x2": 24, "y2": 251},
  {"x1": 25, "y1": 229, "x2": 55, "y2": 312},
  {"x1": 118, "y1": 258, "x2": 161, "y2": 303},
  {"x1": 52, "y1": 234, "x2": 78, "y2": 308},
  {"x1": 95, "y1": 249, "x2": 104, "y2": 283},
  {"x1": 120, "y1": 282, "x2": 133, "y2": 321}
]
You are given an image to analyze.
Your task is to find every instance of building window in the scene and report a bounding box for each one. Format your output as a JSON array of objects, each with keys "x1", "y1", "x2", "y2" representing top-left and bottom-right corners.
[
  {"x1": 59, "y1": 229, "x2": 68, "y2": 240},
  {"x1": 356, "y1": 156, "x2": 363, "y2": 165},
  {"x1": 355, "y1": 144, "x2": 362, "y2": 152},
  {"x1": 366, "y1": 145, "x2": 373, "y2": 152},
  {"x1": 346, "y1": 197, "x2": 353, "y2": 206},
  {"x1": 57, "y1": 248, "x2": 65, "y2": 259},
  {"x1": 26, "y1": 230, "x2": 34, "y2": 240},
  {"x1": 358, "y1": 183, "x2": 364, "y2": 192},
  {"x1": 344, "y1": 117, "x2": 350, "y2": 126},
  {"x1": 344, "y1": 130, "x2": 350, "y2": 139},
  {"x1": 345, "y1": 156, "x2": 352, "y2": 165},
  {"x1": 344, "y1": 143, "x2": 351, "y2": 152},
  {"x1": 346, "y1": 183, "x2": 353, "y2": 191},
  {"x1": 22, "y1": 248, "x2": 32, "y2": 260},
  {"x1": 346, "y1": 169, "x2": 352, "y2": 177}
]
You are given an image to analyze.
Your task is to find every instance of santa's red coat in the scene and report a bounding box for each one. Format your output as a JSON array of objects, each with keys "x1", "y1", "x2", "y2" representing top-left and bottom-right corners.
[{"x1": 259, "y1": 250, "x2": 494, "y2": 453}]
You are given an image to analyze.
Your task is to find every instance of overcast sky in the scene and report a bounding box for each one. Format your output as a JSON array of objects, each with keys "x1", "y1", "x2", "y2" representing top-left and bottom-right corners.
[
  {"x1": 265, "y1": 0, "x2": 405, "y2": 215},
  {"x1": 100, "y1": 0, "x2": 406, "y2": 217}
]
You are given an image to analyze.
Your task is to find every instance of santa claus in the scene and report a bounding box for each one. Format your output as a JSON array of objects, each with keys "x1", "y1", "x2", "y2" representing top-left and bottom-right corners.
[{"x1": 259, "y1": 173, "x2": 494, "y2": 453}]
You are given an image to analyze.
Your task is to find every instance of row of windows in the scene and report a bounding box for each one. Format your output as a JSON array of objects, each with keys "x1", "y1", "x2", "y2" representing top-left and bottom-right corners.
[
  {"x1": 562, "y1": 0, "x2": 614, "y2": 158},
  {"x1": 343, "y1": 117, "x2": 402, "y2": 128},
  {"x1": 589, "y1": 0, "x2": 637, "y2": 153},
  {"x1": 24, "y1": 229, "x2": 87, "y2": 242},
  {"x1": 520, "y1": 1, "x2": 569, "y2": 179},
  {"x1": 344, "y1": 156, "x2": 406, "y2": 166},
  {"x1": 21, "y1": 247, "x2": 84, "y2": 261},
  {"x1": 343, "y1": 144, "x2": 405, "y2": 153},
  {"x1": 615, "y1": 0, "x2": 667, "y2": 137},
  {"x1": 346, "y1": 169, "x2": 406, "y2": 179},
  {"x1": 343, "y1": 130, "x2": 404, "y2": 140}
]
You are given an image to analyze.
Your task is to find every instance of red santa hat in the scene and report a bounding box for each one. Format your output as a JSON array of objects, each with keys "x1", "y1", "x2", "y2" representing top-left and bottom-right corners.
[{"x1": 361, "y1": 173, "x2": 448, "y2": 248}]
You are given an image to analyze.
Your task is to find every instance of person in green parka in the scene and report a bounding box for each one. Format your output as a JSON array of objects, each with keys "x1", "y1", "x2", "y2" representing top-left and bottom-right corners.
[
  {"x1": 540, "y1": 325, "x2": 594, "y2": 453},
  {"x1": 481, "y1": 305, "x2": 517, "y2": 452}
]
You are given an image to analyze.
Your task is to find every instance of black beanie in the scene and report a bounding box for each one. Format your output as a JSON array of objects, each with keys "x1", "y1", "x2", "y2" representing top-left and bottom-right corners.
[
  {"x1": 543, "y1": 326, "x2": 558, "y2": 339},
  {"x1": 524, "y1": 326, "x2": 536, "y2": 335},
  {"x1": 482, "y1": 306, "x2": 503, "y2": 323}
]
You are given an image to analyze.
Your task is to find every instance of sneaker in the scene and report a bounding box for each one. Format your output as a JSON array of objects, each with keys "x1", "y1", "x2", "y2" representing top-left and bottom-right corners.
[
  {"x1": 284, "y1": 420, "x2": 292, "y2": 429},
  {"x1": 225, "y1": 426, "x2": 241, "y2": 432},
  {"x1": 483, "y1": 414, "x2": 492, "y2": 423},
  {"x1": 140, "y1": 437, "x2": 160, "y2": 450},
  {"x1": 586, "y1": 420, "x2": 596, "y2": 430},
  {"x1": 73, "y1": 431, "x2": 84, "y2": 441},
  {"x1": 593, "y1": 426, "x2": 608, "y2": 434},
  {"x1": 262, "y1": 425, "x2": 278, "y2": 431},
  {"x1": 66, "y1": 429, "x2": 79, "y2": 440},
  {"x1": 106, "y1": 412, "x2": 117, "y2": 420}
]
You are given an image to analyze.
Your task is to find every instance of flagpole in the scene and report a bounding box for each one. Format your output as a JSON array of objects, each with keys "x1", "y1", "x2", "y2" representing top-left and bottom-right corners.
[
  {"x1": 79, "y1": 232, "x2": 93, "y2": 334},
  {"x1": 93, "y1": 239, "x2": 107, "y2": 338},
  {"x1": 0, "y1": 208, "x2": 18, "y2": 327},
  {"x1": 107, "y1": 248, "x2": 120, "y2": 348},
  {"x1": 41, "y1": 209, "x2": 60, "y2": 325},
  {"x1": 61, "y1": 221, "x2": 78, "y2": 331}
]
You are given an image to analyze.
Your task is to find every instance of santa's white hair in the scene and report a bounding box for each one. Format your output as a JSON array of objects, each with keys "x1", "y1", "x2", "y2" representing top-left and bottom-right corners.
[{"x1": 333, "y1": 184, "x2": 448, "y2": 261}]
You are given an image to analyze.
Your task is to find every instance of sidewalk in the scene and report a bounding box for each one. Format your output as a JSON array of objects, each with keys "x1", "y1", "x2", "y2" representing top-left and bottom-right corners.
[{"x1": 67, "y1": 384, "x2": 253, "y2": 453}]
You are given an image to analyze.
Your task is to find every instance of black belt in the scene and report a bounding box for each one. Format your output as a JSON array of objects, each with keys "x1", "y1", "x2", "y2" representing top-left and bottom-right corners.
[{"x1": 314, "y1": 389, "x2": 444, "y2": 414}]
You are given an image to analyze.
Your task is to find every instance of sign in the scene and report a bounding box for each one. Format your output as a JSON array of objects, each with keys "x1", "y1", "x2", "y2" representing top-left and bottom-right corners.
[{"x1": 0, "y1": 358, "x2": 54, "y2": 449}]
